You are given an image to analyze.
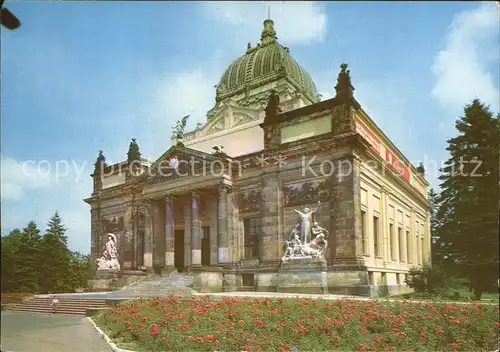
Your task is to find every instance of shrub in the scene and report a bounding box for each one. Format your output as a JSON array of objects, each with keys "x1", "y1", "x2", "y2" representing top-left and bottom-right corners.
[{"x1": 405, "y1": 264, "x2": 444, "y2": 293}]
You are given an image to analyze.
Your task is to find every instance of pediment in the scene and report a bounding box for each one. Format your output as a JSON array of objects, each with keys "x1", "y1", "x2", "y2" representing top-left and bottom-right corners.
[
  {"x1": 232, "y1": 112, "x2": 256, "y2": 127},
  {"x1": 141, "y1": 145, "x2": 229, "y2": 185}
]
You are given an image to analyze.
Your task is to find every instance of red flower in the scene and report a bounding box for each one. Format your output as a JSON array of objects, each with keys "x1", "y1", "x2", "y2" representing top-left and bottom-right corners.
[
  {"x1": 242, "y1": 344, "x2": 252, "y2": 351},
  {"x1": 204, "y1": 334, "x2": 215, "y2": 340},
  {"x1": 434, "y1": 328, "x2": 444, "y2": 335},
  {"x1": 138, "y1": 322, "x2": 144, "y2": 329},
  {"x1": 392, "y1": 328, "x2": 404, "y2": 336},
  {"x1": 150, "y1": 323, "x2": 160, "y2": 336},
  {"x1": 162, "y1": 337, "x2": 168, "y2": 343},
  {"x1": 194, "y1": 336, "x2": 203, "y2": 343}
]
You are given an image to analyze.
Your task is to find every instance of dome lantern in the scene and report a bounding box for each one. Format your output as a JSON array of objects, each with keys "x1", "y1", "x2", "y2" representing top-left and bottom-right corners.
[
  {"x1": 213, "y1": 18, "x2": 320, "y2": 109},
  {"x1": 260, "y1": 19, "x2": 277, "y2": 45}
]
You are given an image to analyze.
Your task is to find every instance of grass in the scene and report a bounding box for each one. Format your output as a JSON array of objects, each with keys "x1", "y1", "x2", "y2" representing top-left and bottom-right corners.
[
  {"x1": 393, "y1": 289, "x2": 500, "y2": 303},
  {"x1": 94, "y1": 295, "x2": 500, "y2": 352}
]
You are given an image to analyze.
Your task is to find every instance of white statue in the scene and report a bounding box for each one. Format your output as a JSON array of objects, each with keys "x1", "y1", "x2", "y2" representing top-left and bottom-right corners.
[
  {"x1": 96, "y1": 233, "x2": 121, "y2": 270},
  {"x1": 282, "y1": 217, "x2": 329, "y2": 263},
  {"x1": 293, "y1": 201, "x2": 320, "y2": 243},
  {"x1": 310, "y1": 222, "x2": 328, "y2": 260}
]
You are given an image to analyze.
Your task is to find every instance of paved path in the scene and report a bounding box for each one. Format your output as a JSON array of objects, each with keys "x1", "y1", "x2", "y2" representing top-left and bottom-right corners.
[{"x1": 1, "y1": 311, "x2": 111, "y2": 352}]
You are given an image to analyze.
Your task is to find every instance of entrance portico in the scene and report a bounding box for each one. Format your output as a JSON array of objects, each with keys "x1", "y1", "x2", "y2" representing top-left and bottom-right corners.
[{"x1": 143, "y1": 172, "x2": 232, "y2": 275}]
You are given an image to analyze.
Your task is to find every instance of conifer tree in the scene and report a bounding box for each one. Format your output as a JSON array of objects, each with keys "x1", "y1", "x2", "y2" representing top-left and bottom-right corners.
[
  {"x1": 436, "y1": 99, "x2": 499, "y2": 299},
  {"x1": 16, "y1": 221, "x2": 43, "y2": 292},
  {"x1": 39, "y1": 212, "x2": 71, "y2": 292}
]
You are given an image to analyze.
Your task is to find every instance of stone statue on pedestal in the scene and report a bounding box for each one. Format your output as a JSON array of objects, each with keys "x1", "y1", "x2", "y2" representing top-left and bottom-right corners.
[
  {"x1": 293, "y1": 201, "x2": 320, "y2": 243},
  {"x1": 96, "y1": 233, "x2": 121, "y2": 271},
  {"x1": 282, "y1": 206, "x2": 329, "y2": 263}
]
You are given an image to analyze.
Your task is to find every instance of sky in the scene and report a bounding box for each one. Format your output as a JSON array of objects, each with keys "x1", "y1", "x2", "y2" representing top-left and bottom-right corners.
[{"x1": 1, "y1": 1, "x2": 499, "y2": 254}]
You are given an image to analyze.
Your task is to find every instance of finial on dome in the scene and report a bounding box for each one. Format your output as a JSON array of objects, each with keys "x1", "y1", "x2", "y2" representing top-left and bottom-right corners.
[{"x1": 261, "y1": 18, "x2": 277, "y2": 45}]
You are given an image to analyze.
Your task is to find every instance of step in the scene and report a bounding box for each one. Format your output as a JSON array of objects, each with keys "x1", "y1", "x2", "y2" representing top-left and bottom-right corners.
[
  {"x1": 26, "y1": 302, "x2": 107, "y2": 306},
  {"x1": 11, "y1": 308, "x2": 87, "y2": 314}
]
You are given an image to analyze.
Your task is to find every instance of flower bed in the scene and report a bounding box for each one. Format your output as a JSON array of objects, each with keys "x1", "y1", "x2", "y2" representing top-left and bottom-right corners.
[
  {"x1": 94, "y1": 295, "x2": 500, "y2": 352},
  {"x1": 0, "y1": 292, "x2": 34, "y2": 304}
]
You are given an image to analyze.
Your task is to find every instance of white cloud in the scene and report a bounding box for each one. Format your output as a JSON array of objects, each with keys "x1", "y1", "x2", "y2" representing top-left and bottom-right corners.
[
  {"x1": 1, "y1": 158, "x2": 52, "y2": 200},
  {"x1": 1, "y1": 157, "x2": 93, "y2": 253},
  {"x1": 203, "y1": 1, "x2": 327, "y2": 45},
  {"x1": 132, "y1": 70, "x2": 218, "y2": 160},
  {"x1": 432, "y1": 2, "x2": 500, "y2": 118}
]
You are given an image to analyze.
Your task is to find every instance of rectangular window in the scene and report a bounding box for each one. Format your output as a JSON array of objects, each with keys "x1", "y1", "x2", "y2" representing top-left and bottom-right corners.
[
  {"x1": 398, "y1": 228, "x2": 404, "y2": 262},
  {"x1": 406, "y1": 230, "x2": 412, "y2": 263},
  {"x1": 373, "y1": 216, "x2": 380, "y2": 257},
  {"x1": 361, "y1": 210, "x2": 368, "y2": 255},
  {"x1": 389, "y1": 223, "x2": 395, "y2": 260},
  {"x1": 244, "y1": 218, "x2": 261, "y2": 259},
  {"x1": 396, "y1": 273, "x2": 401, "y2": 285}
]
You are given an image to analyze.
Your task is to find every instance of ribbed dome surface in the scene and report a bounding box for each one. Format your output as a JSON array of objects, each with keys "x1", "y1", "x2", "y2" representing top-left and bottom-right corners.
[{"x1": 215, "y1": 20, "x2": 319, "y2": 103}]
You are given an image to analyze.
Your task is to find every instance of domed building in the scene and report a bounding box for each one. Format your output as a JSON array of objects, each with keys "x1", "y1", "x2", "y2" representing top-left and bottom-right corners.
[{"x1": 85, "y1": 19, "x2": 431, "y2": 297}]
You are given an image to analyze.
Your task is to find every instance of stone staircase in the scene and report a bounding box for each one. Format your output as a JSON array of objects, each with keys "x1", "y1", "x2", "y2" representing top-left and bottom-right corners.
[
  {"x1": 109, "y1": 272, "x2": 194, "y2": 298},
  {"x1": 9, "y1": 296, "x2": 108, "y2": 316}
]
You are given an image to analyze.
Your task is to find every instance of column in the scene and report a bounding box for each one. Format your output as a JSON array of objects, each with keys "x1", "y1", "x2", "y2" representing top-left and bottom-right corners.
[
  {"x1": 143, "y1": 202, "x2": 154, "y2": 270},
  {"x1": 183, "y1": 199, "x2": 192, "y2": 269},
  {"x1": 164, "y1": 196, "x2": 175, "y2": 268},
  {"x1": 191, "y1": 191, "x2": 202, "y2": 266},
  {"x1": 217, "y1": 185, "x2": 229, "y2": 264}
]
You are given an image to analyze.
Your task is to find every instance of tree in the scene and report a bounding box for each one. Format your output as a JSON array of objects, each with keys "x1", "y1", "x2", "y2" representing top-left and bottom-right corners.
[
  {"x1": 11, "y1": 222, "x2": 43, "y2": 292},
  {"x1": 436, "y1": 99, "x2": 500, "y2": 299},
  {"x1": 39, "y1": 212, "x2": 71, "y2": 293},
  {"x1": 1, "y1": 229, "x2": 23, "y2": 292},
  {"x1": 428, "y1": 188, "x2": 442, "y2": 266},
  {"x1": 68, "y1": 252, "x2": 92, "y2": 289}
]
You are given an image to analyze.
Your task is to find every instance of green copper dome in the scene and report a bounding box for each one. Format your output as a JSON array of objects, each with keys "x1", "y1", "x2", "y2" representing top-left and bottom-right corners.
[{"x1": 215, "y1": 19, "x2": 320, "y2": 104}]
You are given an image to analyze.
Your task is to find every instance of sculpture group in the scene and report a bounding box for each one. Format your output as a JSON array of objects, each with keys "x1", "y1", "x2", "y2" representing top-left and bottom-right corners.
[
  {"x1": 282, "y1": 201, "x2": 329, "y2": 263},
  {"x1": 96, "y1": 233, "x2": 121, "y2": 270}
]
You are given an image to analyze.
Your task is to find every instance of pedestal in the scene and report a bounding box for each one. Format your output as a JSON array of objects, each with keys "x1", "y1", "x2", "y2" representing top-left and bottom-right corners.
[
  {"x1": 160, "y1": 266, "x2": 177, "y2": 277},
  {"x1": 87, "y1": 269, "x2": 147, "y2": 292},
  {"x1": 191, "y1": 266, "x2": 223, "y2": 293},
  {"x1": 87, "y1": 269, "x2": 119, "y2": 291},
  {"x1": 277, "y1": 257, "x2": 328, "y2": 294}
]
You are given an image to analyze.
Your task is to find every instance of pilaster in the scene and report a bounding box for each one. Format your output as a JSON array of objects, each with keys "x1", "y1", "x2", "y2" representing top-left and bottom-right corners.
[
  {"x1": 90, "y1": 206, "x2": 101, "y2": 274},
  {"x1": 410, "y1": 208, "x2": 416, "y2": 265},
  {"x1": 381, "y1": 187, "x2": 390, "y2": 265},
  {"x1": 331, "y1": 154, "x2": 365, "y2": 266},
  {"x1": 259, "y1": 170, "x2": 282, "y2": 263}
]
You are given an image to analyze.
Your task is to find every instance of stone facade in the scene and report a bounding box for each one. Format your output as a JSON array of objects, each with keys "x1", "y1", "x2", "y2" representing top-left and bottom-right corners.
[{"x1": 84, "y1": 19, "x2": 430, "y2": 296}]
